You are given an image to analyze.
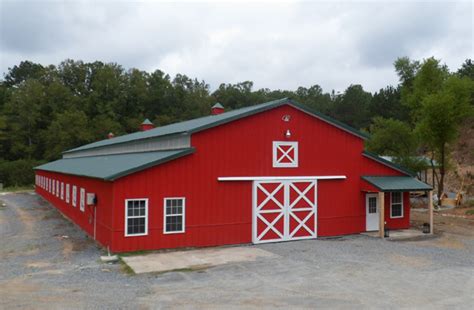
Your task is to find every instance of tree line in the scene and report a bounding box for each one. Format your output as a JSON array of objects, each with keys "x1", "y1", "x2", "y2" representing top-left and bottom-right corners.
[{"x1": 0, "y1": 58, "x2": 473, "y2": 194}]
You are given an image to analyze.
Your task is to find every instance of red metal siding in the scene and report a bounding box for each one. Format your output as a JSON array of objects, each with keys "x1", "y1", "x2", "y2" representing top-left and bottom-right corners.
[
  {"x1": 35, "y1": 171, "x2": 114, "y2": 248},
  {"x1": 110, "y1": 104, "x2": 409, "y2": 252},
  {"x1": 384, "y1": 192, "x2": 411, "y2": 230}
]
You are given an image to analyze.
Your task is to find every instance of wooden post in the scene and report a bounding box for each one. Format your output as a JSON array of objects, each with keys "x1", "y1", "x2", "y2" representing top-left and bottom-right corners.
[
  {"x1": 428, "y1": 190, "x2": 434, "y2": 234},
  {"x1": 378, "y1": 192, "x2": 385, "y2": 238}
]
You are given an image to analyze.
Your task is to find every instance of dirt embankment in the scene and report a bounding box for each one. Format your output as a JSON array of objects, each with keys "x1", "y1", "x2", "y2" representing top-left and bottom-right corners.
[{"x1": 445, "y1": 118, "x2": 474, "y2": 197}]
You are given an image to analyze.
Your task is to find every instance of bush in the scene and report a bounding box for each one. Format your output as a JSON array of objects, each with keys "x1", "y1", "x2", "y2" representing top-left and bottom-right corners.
[{"x1": 0, "y1": 159, "x2": 43, "y2": 187}]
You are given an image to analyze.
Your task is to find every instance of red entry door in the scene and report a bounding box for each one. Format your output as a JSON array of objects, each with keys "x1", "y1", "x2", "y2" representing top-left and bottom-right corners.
[{"x1": 253, "y1": 180, "x2": 317, "y2": 244}]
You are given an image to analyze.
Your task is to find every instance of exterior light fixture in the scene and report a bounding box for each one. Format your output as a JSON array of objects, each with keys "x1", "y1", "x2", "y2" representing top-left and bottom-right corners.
[{"x1": 285, "y1": 129, "x2": 291, "y2": 139}]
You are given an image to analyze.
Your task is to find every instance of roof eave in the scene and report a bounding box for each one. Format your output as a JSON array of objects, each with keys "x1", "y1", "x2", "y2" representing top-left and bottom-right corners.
[
  {"x1": 361, "y1": 176, "x2": 433, "y2": 192},
  {"x1": 362, "y1": 151, "x2": 416, "y2": 177}
]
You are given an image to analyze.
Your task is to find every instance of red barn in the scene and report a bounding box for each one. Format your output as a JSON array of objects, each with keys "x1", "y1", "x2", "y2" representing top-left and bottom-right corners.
[{"x1": 35, "y1": 98, "x2": 431, "y2": 252}]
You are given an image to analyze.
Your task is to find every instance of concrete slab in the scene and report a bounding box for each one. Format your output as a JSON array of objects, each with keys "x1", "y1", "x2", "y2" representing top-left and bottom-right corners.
[
  {"x1": 362, "y1": 229, "x2": 432, "y2": 241},
  {"x1": 121, "y1": 246, "x2": 276, "y2": 274},
  {"x1": 387, "y1": 229, "x2": 430, "y2": 240}
]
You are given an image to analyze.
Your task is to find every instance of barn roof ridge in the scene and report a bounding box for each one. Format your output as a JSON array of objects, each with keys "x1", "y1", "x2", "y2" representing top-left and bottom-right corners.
[{"x1": 64, "y1": 97, "x2": 368, "y2": 155}]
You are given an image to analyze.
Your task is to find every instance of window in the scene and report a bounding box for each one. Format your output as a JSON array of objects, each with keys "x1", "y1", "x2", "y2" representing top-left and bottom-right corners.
[
  {"x1": 46, "y1": 178, "x2": 49, "y2": 191},
  {"x1": 164, "y1": 198, "x2": 185, "y2": 233},
  {"x1": 60, "y1": 182, "x2": 64, "y2": 200},
  {"x1": 390, "y1": 192, "x2": 403, "y2": 218},
  {"x1": 56, "y1": 180, "x2": 60, "y2": 197},
  {"x1": 368, "y1": 197, "x2": 377, "y2": 214},
  {"x1": 49, "y1": 179, "x2": 51, "y2": 192},
  {"x1": 273, "y1": 141, "x2": 298, "y2": 168},
  {"x1": 80, "y1": 188, "x2": 85, "y2": 212},
  {"x1": 52, "y1": 179, "x2": 55, "y2": 194},
  {"x1": 72, "y1": 186, "x2": 77, "y2": 207},
  {"x1": 66, "y1": 184, "x2": 70, "y2": 203},
  {"x1": 125, "y1": 199, "x2": 148, "y2": 236}
]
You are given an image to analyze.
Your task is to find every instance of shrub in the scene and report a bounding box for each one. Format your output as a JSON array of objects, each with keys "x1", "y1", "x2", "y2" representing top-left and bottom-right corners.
[{"x1": 0, "y1": 159, "x2": 43, "y2": 187}]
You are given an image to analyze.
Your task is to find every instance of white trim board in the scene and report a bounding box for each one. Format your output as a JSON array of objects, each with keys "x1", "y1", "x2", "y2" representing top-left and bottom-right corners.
[{"x1": 218, "y1": 176, "x2": 346, "y2": 181}]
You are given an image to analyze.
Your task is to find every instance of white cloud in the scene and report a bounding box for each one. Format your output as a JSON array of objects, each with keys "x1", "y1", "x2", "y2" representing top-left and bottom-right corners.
[{"x1": 0, "y1": 0, "x2": 472, "y2": 93}]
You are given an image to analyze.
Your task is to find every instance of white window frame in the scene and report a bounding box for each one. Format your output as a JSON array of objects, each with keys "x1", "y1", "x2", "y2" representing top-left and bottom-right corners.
[
  {"x1": 60, "y1": 182, "x2": 64, "y2": 200},
  {"x1": 46, "y1": 178, "x2": 49, "y2": 191},
  {"x1": 125, "y1": 198, "x2": 149, "y2": 237},
  {"x1": 163, "y1": 197, "x2": 186, "y2": 234},
  {"x1": 273, "y1": 141, "x2": 298, "y2": 168},
  {"x1": 80, "y1": 188, "x2": 85, "y2": 212},
  {"x1": 72, "y1": 186, "x2": 77, "y2": 207},
  {"x1": 390, "y1": 192, "x2": 404, "y2": 218},
  {"x1": 56, "y1": 180, "x2": 59, "y2": 197},
  {"x1": 65, "y1": 184, "x2": 70, "y2": 203}
]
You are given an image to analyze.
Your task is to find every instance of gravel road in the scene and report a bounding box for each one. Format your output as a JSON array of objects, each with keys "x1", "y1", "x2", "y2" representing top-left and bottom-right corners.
[{"x1": 1, "y1": 192, "x2": 473, "y2": 309}]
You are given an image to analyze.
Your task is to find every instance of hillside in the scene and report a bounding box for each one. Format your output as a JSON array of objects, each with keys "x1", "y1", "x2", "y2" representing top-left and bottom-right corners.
[{"x1": 445, "y1": 118, "x2": 474, "y2": 197}]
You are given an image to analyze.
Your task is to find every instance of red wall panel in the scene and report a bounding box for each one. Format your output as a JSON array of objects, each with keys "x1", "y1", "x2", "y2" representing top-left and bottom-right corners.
[
  {"x1": 109, "y1": 104, "x2": 410, "y2": 252},
  {"x1": 35, "y1": 171, "x2": 114, "y2": 248}
]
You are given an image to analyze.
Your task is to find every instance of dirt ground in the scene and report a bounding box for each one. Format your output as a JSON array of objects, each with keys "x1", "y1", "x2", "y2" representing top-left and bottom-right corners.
[{"x1": 1, "y1": 192, "x2": 473, "y2": 309}]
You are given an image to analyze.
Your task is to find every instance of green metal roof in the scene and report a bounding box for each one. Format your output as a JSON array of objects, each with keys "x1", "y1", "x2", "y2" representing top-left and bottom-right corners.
[
  {"x1": 362, "y1": 176, "x2": 432, "y2": 192},
  {"x1": 212, "y1": 102, "x2": 224, "y2": 109},
  {"x1": 64, "y1": 98, "x2": 368, "y2": 154},
  {"x1": 362, "y1": 151, "x2": 415, "y2": 176},
  {"x1": 141, "y1": 118, "x2": 153, "y2": 125},
  {"x1": 35, "y1": 149, "x2": 194, "y2": 181}
]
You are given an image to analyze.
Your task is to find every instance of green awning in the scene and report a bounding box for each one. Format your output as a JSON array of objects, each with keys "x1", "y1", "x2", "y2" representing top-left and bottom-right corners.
[
  {"x1": 35, "y1": 149, "x2": 194, "y2": 181},
  {"x1": 362, "y1": 176, "x2": 432, "y2": 192}
]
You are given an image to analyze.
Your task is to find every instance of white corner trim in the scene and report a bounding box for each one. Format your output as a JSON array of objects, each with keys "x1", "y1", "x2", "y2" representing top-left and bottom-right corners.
[{"x1": 218, "y1": 176, "x2": 346, "y2": 181}]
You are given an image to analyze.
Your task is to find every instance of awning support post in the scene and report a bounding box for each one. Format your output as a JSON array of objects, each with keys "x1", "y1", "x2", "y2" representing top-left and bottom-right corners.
[
  {"x1": 428, "y1": 190, "x2": 434, "y2": 234},
  {"x1": 378, "y1": 192, "x2": 385, "y2": 238}
]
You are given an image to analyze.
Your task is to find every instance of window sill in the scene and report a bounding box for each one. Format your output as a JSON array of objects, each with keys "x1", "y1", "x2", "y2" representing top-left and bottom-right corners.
[
  {"x1": 390, "y1": 215, "x2": 404, "y2": 219},
  {"x1": 125, "y1": 233, "x2": 148, "y2": 237},
  {"x1": 163, "y1": 230, "x2": 185, "y2": 235}
]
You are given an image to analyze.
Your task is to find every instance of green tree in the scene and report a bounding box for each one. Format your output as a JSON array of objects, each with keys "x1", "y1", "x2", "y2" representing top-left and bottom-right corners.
[
  {"x1": 414, "y1": 75, "x2": 474, "y2": 202},
  {"x1": 457, "y1": 59, "x2": 474, "y2": 80},
  {"x1": 4, "y1": 60, "x2": 45, "y2": 87},
  {"x1": 366, "y1": 117, "x2": 425, "y2": 173},
  {"x1": 41, "y1": 109, "x2": 93, "y2": 160},
  {"x1": 3, "y1": 79, "x2": 44, "y2": 159},
  {"x1": 369, "y1": 86, "x2": 409, "y2": 122},
  {"x1": 395, "y1": 57, "x2": 474, "y2": 203},
  {"x1": 331, "y1": 84, "x2": 372, "y2": 129}
]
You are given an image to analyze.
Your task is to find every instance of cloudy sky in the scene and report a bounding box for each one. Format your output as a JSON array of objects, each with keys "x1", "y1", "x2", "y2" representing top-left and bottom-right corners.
[{"x1": 0, "y1": 0, "x2": 472, "y2": 93}]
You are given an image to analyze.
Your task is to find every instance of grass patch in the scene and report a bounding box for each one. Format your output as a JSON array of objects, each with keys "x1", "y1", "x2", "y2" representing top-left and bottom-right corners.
[
  {"x1": 119, "y1": 249, "x2": 155, "y2": 257},
  {"x1": 1, "y1": 185, "x2": 34, "y2": 193},
  {"x1": 465, "y1": 209, "x2": 474, "y2": 215},
  {"x1": 118, "y1": 257, "x2": 135, "y2": 275}
]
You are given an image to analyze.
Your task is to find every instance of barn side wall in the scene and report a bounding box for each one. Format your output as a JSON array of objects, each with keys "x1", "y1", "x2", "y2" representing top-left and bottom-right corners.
[
  {"x1": 110, "y1": 104, "x2": 407, "y2": 252},
  {"x1": 35, "y1": 171, "x2": 114, "y2": 248}
]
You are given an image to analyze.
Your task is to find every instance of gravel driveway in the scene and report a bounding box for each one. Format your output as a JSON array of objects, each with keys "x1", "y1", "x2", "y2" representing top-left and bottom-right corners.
[{"x1": 1, "y1": 192, "x2": 473, "y2": 309}]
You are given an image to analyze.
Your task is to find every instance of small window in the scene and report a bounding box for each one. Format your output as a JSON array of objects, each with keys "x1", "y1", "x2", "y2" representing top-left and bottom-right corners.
[
  {"x1": 390, "y1": 192, "x2": 403, "y2": 218},
  {"x1": 80, "y1": 188, "x2": 85, "y2": 212},
  {"x1": 49, "y1": 179, "x2": 52, "y2": 193},
  {"x1": 56, "y1": 180, "x2": 60, "y2": 197},
  {"x1": 72, "y1": 186, "x2": 77, "y2": 207},
  {"x1": 46, "y1": 178, "x2": 49, "y2": 191},
  {"x1": 164, "y1": 198, "x2": 185, "y2": 234},
  {"x1": 60, "y1": 182, "x2": 64, "y2": 200},
  {"x1": 52, "y1": 180, "x2": 55, "y2": 195},
  {"x1": 66, "y1": 184, "x2": 70, "y2": 203},
  {"x1": 273, "y1": 141, "x2": 298, "y2": 168},
  {"x1": 125, "y1": 199, "x2": 148, "y2": 236}
]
